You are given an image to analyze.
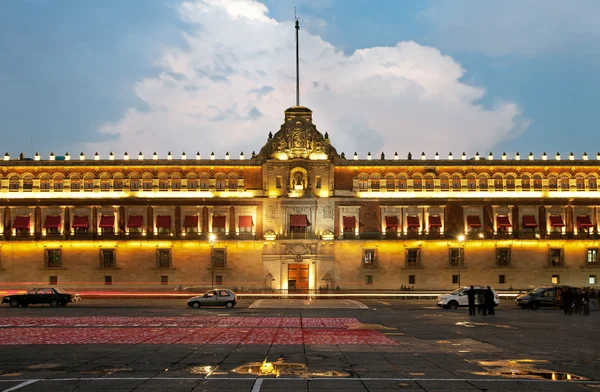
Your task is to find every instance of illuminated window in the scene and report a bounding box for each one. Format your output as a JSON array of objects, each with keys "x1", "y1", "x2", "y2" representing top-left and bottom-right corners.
[
  {"x1": 398, "y1": 177, "x2": 407, "y2": 190},
  {"x1": 533, "y1": 175, "x2": 543, "y2": 190},
  {"x1": 130, "y1": 178, "x2": 140, "y2": 190},
  {"x1": 551, "y1": 275, "x2": 560, "y2": 284},
  {"x1": 495, "y1": 248, "x2": 511, "y2": 267},
  {"x1": 371, "y1": 177, "x2": 380, "y2": 190},
  {"x1": 113, "y1": 179, "x2": 123, "y2": 190},
  {"x1": 100, "y1": 179, "x2": 111, "y2": 190},
  {"x1": 386, "y1": 176, "x2": 395, "y2": 190},
  {"x1": 406, "y1": 249, "x2": 421, "y2": 266},
  {"x1": 172, "y1": 179, "x2": 181, "y2": 190},
  {"x1": 216, "y1": 178, "x2": 226, "y2": 190},
  {"x1": 548, "y1": 248, "x2": 563, "y2": 266},
  {"x1": 440, "y1": 176, "x2": 449, "y2": 190},
  {"x1": 70, "y1": 178, "x2": 81, "y2": 190},
  {"x1": 576, "y1": 176, "x2": 585, "y2": 190},
  {"x1": 424, "y1": 177, "x2": 434, "y2": 190},
  {"x1": 587, "y1": 249, "x2": 598, "y2": 264},
  {"x1": 506, "y1": 176, "x2": 515, "y2": 190},
  {"x1": 548, "y1": 175, "x2": 558, "y2": 190},
  {"x1": 100, "y1": 249, "x2": 116, "y2": 268},
  {"x1": 187, "y1": 178, "x2": 197, "y2": 190},
  {"x1": 560, "y1": 176, "x2": 570, "y2": 191},
  {"x1": 413, "y1": 177, "x2": 422, "y2": 190},
  {"x1": 53, "y1": 178, "x2": 63, "y2": 190},
  {"x1": 494, "y1": 175, "x2": 503, "y2": 190},
  {"x1": 448, "y1": 248, "x2": 462, "y2": 267},
  {"x1": 479, "y1": 177, "x2": 488, "y2": 190},
  {"x1": 590, "y1": 275, "x2": 597, "y2": 285},
  {"x1": 8, "y1": 177, "x2": 19, "y2": 191},
  {"x1": 588, "y1": 176, "x2": 597, "y2": 190},
  {"x1": 156, "y1": 249, "x2": 172, "y2": 268},
  {"x1": 23, "y1": 177, "x2": 33, "y2": 190},
  {"x1": 40, "y1": 179, "x2": 50, "y2": 190},
  {"x1": 452, "y1": 176, "x2": 461, "y2": 190},
  {"x1": 521, "y1": 177, "x2": 531, "y2": 190},
  {"x1": 83, "y1": 178, "x2": 94, "y2": 190},
  {"x1": 364, "y1": 249, "x2": 376, "y2": 264},
  {"x1": 200, "y1": 178, "x2": 210, "y2": 189},
  {"x1": 45, "y1": 249, "x2": 62, "y2": 268},
  {"x1": 228, "y1": 178, "x2": 238, "y2": 190},
  {"x1": 142, "y1": 179, "x2": 153, "y2": 190},
  {"x1": 158, "y1": 178, "x2": 169, "y2": 190}
]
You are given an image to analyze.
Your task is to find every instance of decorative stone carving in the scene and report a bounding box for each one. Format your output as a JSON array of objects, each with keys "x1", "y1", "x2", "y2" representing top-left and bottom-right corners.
[
  {"x1": 322, "y1": 206, "x2": 333, "y2": 220},
  {"x1": 285, "y1": 243, "x2": 312, "y2": 255},
  {"x1": 266, "y1": 206, "x2": 276, "y2": 221}
]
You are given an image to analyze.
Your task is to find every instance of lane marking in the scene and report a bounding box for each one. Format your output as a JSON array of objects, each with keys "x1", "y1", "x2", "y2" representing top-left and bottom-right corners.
[
  {"x1": 248, "y1": 300, "x2": 264, "y2": 309},
  {"x1": 347, "y1": 300, "x2": 369, "y2": 309},
  {"x1": 1, "y1": 380, "x2": 38, "y2": 392},
  {"x1": 251, "y1": 378, "x2": 263, "y2": 392},
  {"x1": 376, "y1": 300, "x2": 391, "y2": 305}
]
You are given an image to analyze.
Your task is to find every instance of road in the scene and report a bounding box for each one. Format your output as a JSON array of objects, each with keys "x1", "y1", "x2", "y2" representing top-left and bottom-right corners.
[{"x1": 0, "y1": 299, "x2": 598, "y2": 391}]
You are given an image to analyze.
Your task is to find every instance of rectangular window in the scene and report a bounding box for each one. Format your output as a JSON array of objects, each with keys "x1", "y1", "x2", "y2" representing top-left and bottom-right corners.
[
  {"x1": 46, "y1": 249, "x2": 62, "y2": 268},
  {"x1": 406, "y1": 249, "x2": 420, "y2": 266},
  {"x1": 408, "y1": 275, "x2": 416, "y2": 285},
  {"x1": 365, "y1": 275, "x2": 373, "y2": 285},
  {"x1": 499, "y1": 274, "x2": 506, "y2": 284},
  {"x1": 549, "y1": 248, "x2": 564, "y2": 266},
  {"x1": 212, "y1": 249, "x2": 226, "y2": 268},
  {"x1": 451, "y1": 275, "x2": 459, "y2": 285},
  {"x1": 276, "y1": 176, "x2": 282, "y2": 189},
  {"x1": 215, "y1": 275, "x2": 223, "y2": 286},
  {"x1": 100, "y1": 249, "x2": 116, "y2": 268},
  {"x1": 315, "y1": 176, "x2": 321, "y2": 189},
  {"x1": 587, "y1": 249, "x2": 598, "y2": 264},
  {"x1": 104, "y1": 276, "x2": 112, "y2": 285},
  {"x1": 496, "y1": 248, "x2": 511, "y2": 267},
  {"x1": 551, "y1": 274, "x2": 560, "y2": 284},
  {"x1": 363, "y1": 249, "x2": 376, "y2": 264},
  {"x1": 49, "y1": 276, "x2": 58, "y2": 285},
  {"x1": 157, "y1": 249, "x2": 172, "y2": 268},
  {"x1": 589, "y1": 275, "x2": 597, "y2": 285},
  {"x1": 448, "y1": 248, "x2": 462, "y2": 266},
  {"x1": 113, "y1": 179, "x2": 123, "y2": 190},
  {"x1": 161, "y1": 275, "x2": 168, "y2": 285}
]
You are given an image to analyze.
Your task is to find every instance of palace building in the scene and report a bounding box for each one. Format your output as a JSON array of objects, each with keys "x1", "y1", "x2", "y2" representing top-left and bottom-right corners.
[{"x1": 1, "y1": 105, "x2": 600, "y2": 291}]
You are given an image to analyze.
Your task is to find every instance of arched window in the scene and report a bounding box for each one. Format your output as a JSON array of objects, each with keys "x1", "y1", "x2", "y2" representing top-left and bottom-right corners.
[
  {"x1": 521, "y1": 176, "x2": 531, "y2": 191},
  {"x1": 440, "y1": 176, "x2": 449, "y2": 190},
  {"x1": 70, "y1": 175, "x2": 81, "y2": 191},
  {"x1": 172, "y1": 177, "x2": 181, "y2": 190},
  {"x1": 22, "y1": 176, "x2": 33, "y2": 191},
  {"x1": 386, "y1": 176, "x2": 395, "y2": 190},
  {"x1": 200, "y1": 175, "x2": 210, "y2": 190},
  {"x1": 560, "y1": 175, "x2": 570, "y2": 191},
  {"x1": 424, "y1": 176, "x2": 434, "y2": 190},
  {"x1": 100, "y1": 175, "x2": 111, "y2": 190},
  {"x1": 83, "y1": 175, "x2": 94, "y2": 190},
  {"x1": 548, "y1": 175, "x2": 558, "y2": 190},
  {"x1": 506, "y1": 175, "x2": 515, "y2": 190},
  {"x1": 533, "y1": 175, "x2": 543, "y2": 191},
  {"x1": 187, "y1": 177, "x2": 198, "y2": 190},
  {"x1": 130, "y1": 176, "x2": 140, "y2": 191},
  {"x1": 158, "y1": 175, "x2": 169, "y2": 190},
  {"x1": 358, "y1": 174, "x2": 368, "y2": 190},
  {"x1": 8, "y1": 176, "x2": 19, "y2": 191},
  {"x1": 576, "y1": 176, "x2": 585, "y2": 190},
  {"x1": 113, "y1": 175, "x2": 124, "y2": 191},
  {"x1": 228, "y1": 175, "x2": 238, "y2": 190},
  {"x1": 479, "y1": 176, "x2": 488, "y2": 190},
  {"x1": 452, "y1": 176, "x2": 461, "y2": 190},
  {"x1": 589, "y1": 175, "x2": 597, "y2": 190},
  {"x1": 370, "y1": 174, "x2": 381, "y2": 190},
  {"x1": 40, "y1": 176, "x2": 50, "y2": 190},
  {"x1": 215, "y1": 174, "x2": 226, "y2": 190},
  {"x1": 413, "y1": 176, "x2": 422, "y2": 190},
  {"x1": 494, "y1": 175, "x2": 503, "y2": 190},
  {"x1": 398, "y1": 176, "x2": 407, "y2": 190}
]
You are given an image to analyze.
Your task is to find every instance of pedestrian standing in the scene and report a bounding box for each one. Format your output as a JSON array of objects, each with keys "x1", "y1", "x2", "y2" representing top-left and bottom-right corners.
[
  {"x1": 582, "y1": 289, "x2": 590, "y2": 316},
  {"x1": 485, "y1": 286, "x2": 495, "y2": 315},
  {"x1": 562, "y1": 288, "x2": 573, "y2": 315},
  {"x1": 574, "y1": 290, "x2": 583, "y2": 315},
  {"x1": 590, "y1": 289, "x2": 598, "y2": 311},
  {"x1": 467, "y1": 286, "x2": 476, "y2": 316}
]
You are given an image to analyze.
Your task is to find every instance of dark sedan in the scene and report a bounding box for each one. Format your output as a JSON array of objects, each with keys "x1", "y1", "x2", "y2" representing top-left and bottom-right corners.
[{"x1": 2, "y1": 288, "x2": 81, "y2": 308}]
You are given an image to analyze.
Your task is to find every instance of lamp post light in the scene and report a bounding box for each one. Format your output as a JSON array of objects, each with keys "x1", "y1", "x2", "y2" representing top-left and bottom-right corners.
[
  {"x1": 457, "y1": 234, "x2": 465, "y2": 287},
  {"x1": 208, "y1": 234, "x2": 219, "y2": 288}
]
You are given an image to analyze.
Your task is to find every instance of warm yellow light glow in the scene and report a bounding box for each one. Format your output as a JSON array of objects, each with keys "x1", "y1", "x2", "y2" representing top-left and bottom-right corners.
[
  {"x1": 319, "y1": 190, "x2": 329, "y2": 198},
  {"x1": 309, "y1": 152, "x2": 327, "y2": 160},
  {"x1": 355, "y1": 190, "x2": 595, "y2": 199},
  {"x1": 209, "y1": 234, "x2": 217, "y2": 243},
  {"x1": 458, "y1": 235, "x2": 465, "y2": 242},
  {"x1": 0, "y1": 190, "x2": 258, "y2": 199},
  {"x1": 275, "y1": 152, "x2": 289, "y2": 160}
]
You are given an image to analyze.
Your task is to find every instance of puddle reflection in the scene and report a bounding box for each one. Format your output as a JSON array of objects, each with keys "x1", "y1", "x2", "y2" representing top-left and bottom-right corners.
[
  {"x1": 232, "y1": 360, "x2": 349, "y2": 378},
  {"x1": 473, "y1": 359, "x2": 587, "y2": 381}
]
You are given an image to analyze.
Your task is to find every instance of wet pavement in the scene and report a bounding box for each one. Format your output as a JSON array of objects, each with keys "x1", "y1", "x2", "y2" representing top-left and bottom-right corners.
[{"x1": 0, "y1": 299, "x2": 598, "y2": 391}]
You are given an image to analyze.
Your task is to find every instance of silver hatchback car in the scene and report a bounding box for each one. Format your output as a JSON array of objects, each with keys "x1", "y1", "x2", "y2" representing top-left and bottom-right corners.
[{"x1": 187, "y1": 289, "x2": 237, "y2": 308}]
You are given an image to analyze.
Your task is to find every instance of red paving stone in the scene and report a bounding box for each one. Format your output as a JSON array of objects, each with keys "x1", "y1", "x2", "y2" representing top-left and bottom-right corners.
[{"x1": 0, "y1": 316, "x2": 399, "y2": 346}]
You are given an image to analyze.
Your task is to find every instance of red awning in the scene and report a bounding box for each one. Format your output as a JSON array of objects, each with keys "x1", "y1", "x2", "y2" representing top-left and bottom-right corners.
[
  {"x1": 99, "y1": 215, "x2": 115, "y2": 228},
  {"x1": 43, "y1": 215, "x2": 61, "y2": 229},
  {"x1": 156, "y1": 215, "x2": 171, "y2": 228},
  {"x1": 183, "y1": 215, "x2": 198, "y2": 228},
  {"x1": 290, "y1": 214, "x2": 308, "y2": 227},
  {"x1": 522, "y1": 215, "x2": 538, "y2": 228},
  {"x1": 239, "y1": 215, "x2": 253, "y2": 228},
  {"x1": 549, "y1": 215, "x2": 565, "y2": 227},
  {"x1": 428, "y1": 215, "x2": 442, "y2": 228},
  {"x1": 577, "y1": 215, "x2": 593, "y2": 228},
  {"x1": 496, "y1": 215, "x2": 512, "y2": 228},
  {"x1": 212, "y1": 215, "x2": 226, "y2": 229},
  {"x1": 71, "y1": 215, "x2": 89, "y2": 228},
  {"x1": 127, "y1": 215, "x2": 144, "y2": 228},
  {"x1": 406, "y1": 215, "x2": 420, "y2": 228},
  {"x1": 467, "y1": 215, "x2": 482, "y2": 228},
  {"x1": 385, "y1": 216, "x2": 399, "y2": 229},
  {"x1": 343, "y1": 216, "x2": 356, "y2": 229},
  {"x1": 13, "y1": 216, "x2": 30, "y2": 229}
]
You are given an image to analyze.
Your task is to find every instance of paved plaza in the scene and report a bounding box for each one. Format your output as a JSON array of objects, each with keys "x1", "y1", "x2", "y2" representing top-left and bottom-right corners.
[{"x1": 0, "y1": 299, "x2": 598, "y2": 391}]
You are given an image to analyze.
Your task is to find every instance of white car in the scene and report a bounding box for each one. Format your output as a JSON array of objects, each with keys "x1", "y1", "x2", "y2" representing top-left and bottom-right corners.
[{"x1": 437, "y1": 286, "x2": 500, "y2": 309}]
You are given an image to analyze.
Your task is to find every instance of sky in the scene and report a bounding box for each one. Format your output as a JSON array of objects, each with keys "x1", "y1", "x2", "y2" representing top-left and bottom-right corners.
[{"x1": 1, "y1": 0, "x2": 599, "y2": 159}]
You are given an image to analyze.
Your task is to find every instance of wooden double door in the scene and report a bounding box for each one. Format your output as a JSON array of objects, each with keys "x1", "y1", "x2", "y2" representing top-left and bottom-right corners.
[{"x1": 288, "y1": 263, "x2": 309, "y2": 290}]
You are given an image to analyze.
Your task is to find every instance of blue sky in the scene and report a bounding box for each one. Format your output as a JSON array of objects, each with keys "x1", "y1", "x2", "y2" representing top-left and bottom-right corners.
[{"x1": 1, "y1": 0, "x2": 599, "y2": 158}]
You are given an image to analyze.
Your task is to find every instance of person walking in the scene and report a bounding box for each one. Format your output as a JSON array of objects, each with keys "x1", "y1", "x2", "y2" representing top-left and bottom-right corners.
[
  {"x1": 485, "y1": 286, "x2": 495, "y2": 315},
  {"x1": 467, "y1": 285, "x2": 476, "y2": 316}
]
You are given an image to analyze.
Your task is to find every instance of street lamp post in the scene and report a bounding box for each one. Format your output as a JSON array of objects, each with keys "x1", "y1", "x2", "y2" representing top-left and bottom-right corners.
[
  {"x1": 457, "y1": 234, "x2": 465, "y2": 287},
  {"x1": 208, "y1": 234, "x2": 218, "y2": 288}
]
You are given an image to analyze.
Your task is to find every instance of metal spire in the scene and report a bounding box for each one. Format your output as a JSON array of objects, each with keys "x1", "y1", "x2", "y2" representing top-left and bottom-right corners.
[{"x1": 295, "y1": 9, "x2": 300, "y2": 106}]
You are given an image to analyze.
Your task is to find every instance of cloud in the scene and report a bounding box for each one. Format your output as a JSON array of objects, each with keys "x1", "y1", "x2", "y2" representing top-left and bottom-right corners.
[
  {"x1": 88, "y1": 0, "x2": 528, "y2": 157},
  {"x1": 422, "y1": 1, "x2": 600, "y2": 57}
]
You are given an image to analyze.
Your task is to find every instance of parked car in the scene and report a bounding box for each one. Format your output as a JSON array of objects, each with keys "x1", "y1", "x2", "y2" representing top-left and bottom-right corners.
[
  {"x1": 437, "y1": 286, "x2": 500, "y2": 309},
  {"x1": 2, "y1": 288, "x2": 81, "y2": 308},
  {"x1": 187, "y1": 289, "x2": 237, "y2": 308},
  {"x1": 515, "y1": 285, "x2": 577, "y2": 309}
]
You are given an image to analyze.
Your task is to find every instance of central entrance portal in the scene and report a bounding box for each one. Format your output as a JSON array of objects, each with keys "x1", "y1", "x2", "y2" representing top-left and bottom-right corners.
[{"x1": 287, "y1": 263, "x2": 309, "y2": 290}]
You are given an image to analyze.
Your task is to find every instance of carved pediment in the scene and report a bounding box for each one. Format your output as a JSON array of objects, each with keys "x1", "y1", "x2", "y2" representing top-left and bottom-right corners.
[{"x1": 258, "y1": 106, "x2": 338, "y2": 160}]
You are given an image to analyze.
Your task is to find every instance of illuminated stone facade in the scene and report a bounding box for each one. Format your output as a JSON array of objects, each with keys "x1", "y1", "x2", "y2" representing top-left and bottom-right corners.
[{"x1": 1, "y1": 106, "x2": 600, "y2": 290}]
